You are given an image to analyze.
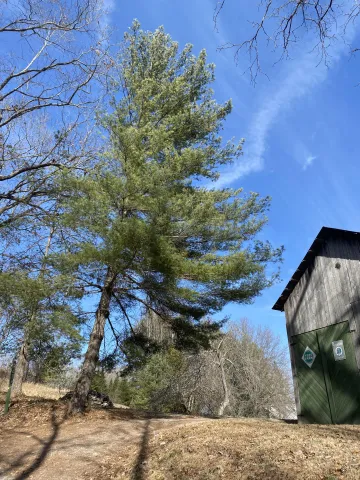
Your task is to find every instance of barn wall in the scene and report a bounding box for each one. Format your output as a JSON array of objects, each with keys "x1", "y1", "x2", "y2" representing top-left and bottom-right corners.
[{"x1": 284, "y1": 235, "x2": 360, "y2": 371}]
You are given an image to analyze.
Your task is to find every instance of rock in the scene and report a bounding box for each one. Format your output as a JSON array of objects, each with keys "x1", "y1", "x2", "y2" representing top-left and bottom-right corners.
[
  {"x1": 60, "y1": 391, "x2": 73, "y2": 401},
  {"x1": 60, "y1": 390, "x2": 114, "y2": 408},
  {"x1": 88, "y1": 390, "x2": 113, "y2": 408}
]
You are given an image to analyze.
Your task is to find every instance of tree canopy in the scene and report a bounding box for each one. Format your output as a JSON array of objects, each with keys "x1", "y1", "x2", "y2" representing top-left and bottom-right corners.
[{"x1": 54, "y1": 22, "x2": 283, "y2": 412}]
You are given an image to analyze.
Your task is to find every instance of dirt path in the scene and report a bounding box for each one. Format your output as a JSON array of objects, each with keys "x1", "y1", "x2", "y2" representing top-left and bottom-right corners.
[
  {"x1": 4, "y1": 399, "x2": 360, "y2": 479},
  {"x1": 0, "y1": 400, "x2": 205, "y2": 480}
]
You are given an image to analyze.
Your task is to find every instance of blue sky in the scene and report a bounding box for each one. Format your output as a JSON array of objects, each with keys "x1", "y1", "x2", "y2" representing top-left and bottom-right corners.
[
  {"x1": 5, "y1": 2, "x2": 360, "y2": 366},
  {"x1": 2, "y1": 1, "x2": 357, "y2": 360},
  {"x1": 100, "y1": 0, "x2": 360, "y2": 347}
]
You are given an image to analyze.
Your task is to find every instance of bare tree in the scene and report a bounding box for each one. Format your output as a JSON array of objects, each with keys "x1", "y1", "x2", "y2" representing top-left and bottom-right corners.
[
  {"x1": 181, "y1": 320, "x2": 294, "y2": 418},
  {"x1": 0, "y1": 112, "x2": 100, "y2": 226},
  {"x1": 0, "y1": 0, "x2": 112, "y2": 224},
  {"x1": 215, "y1": 337, "x2": 230, "y2": 416},
  {"x1": 214, "y1": 0, "x2": 360, "y2": 81},
  {"x1": 130, "y1": 314, "x2": 294, "y2": 417},
  {"x1": 0, "y1": 0, "x2": 107, "y2": 128},
  {"x1": 223, "y1": 320, "x2": 294, "y2": 418}
]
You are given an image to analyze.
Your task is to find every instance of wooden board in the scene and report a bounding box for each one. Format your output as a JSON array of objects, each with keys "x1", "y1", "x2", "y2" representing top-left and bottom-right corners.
[
  {"x1": 284, "y1": 237, "x2": 360, "y2": 336},
  {"x1": 318, "y1": 321, "x2": 360, "y2": 424},
  {"x1": 293, "y1": 329, "x2": 333, "y2": 424}
]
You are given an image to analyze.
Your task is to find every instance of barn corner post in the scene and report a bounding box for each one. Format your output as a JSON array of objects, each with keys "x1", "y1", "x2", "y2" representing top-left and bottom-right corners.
[
  {"x1": 285, "y1": 320, "x2": 302, "y2": 422},
  {"x1": 349, "y1": 302, "x2": 360, "y2": 373},
  {"x1": 273, "y1": 227, "x2": 360, "y2": 425}
]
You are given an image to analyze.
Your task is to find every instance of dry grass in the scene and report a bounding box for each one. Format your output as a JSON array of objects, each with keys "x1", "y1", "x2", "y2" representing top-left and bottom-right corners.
[
  {"x1": 0, "y1": 395, "x2": 173, "y2": 430},
  {"x1": 22, "y1": 382, "x2": 67, "y2": 399},
  {"x1": 96, "y1": 418, "x2": 360, "y2": 480},
  {"x1": 2, "y1": 398, "x2": 360, "y2": 480},
  {"x1": 0, "y1": 377, "x2": 8, "y2": 392},
  {"x1": 0, "y1": 380, "x2": 67, "y2": 399}
]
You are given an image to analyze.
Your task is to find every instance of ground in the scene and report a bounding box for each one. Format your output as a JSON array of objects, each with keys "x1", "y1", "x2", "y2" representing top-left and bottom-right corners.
[
  {"x1": 0, "y1": 396, "x2": 202, "y2": 480},
  {"x1": 1, "y1": 393, "x2": 360, "y2": 480}
]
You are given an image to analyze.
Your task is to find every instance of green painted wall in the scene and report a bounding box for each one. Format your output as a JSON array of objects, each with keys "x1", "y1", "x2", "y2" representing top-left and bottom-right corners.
[{"x1": 294, "y1": 321, "x2": 360, "y2": 424}]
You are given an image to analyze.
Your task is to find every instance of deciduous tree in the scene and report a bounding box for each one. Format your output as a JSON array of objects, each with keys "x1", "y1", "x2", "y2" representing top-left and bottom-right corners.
[
  {"x1": 0, "y1": 0, "x2": 111, "y2": 225},
  {"x1": 214, "y1": 0, "x2": 360, "y2": 81}
]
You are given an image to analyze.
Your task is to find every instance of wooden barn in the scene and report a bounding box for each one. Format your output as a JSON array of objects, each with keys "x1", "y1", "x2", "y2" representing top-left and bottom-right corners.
[{"x1": 273, "y1": 227, "x2": 360, "y2": 424}]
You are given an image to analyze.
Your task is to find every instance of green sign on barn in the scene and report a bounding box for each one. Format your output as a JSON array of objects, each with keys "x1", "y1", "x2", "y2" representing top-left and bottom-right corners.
[{"x1": 273, "y1": 227, "x2": 360, "y2": 424}]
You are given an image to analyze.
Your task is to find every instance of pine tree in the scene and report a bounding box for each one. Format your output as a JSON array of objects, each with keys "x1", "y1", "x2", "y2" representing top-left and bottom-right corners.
[
  {"x1": 0, "y1": 269, "x2": 83, "y2": 394},
  {"x1": 108, "y1": 378, "x2": 114, "y2": 397},
  {"x1": 117, "y1": 378, "x2": 132, "y2": 406},
  {"x1": 56, "y1": 22, "x2": 283, "y2": 413},
  {"x1": 90, "y1": 370, "x2": 108, "y2": 394}
]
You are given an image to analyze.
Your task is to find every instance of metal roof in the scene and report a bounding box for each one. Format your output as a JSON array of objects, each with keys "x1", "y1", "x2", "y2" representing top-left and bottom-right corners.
[{"x1": 272, "y1": 226, "x2": 360, "y2": 312}]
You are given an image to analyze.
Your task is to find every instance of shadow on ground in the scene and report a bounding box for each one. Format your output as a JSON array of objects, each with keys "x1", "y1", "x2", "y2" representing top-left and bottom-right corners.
[
  {"x1": 0, "y1": 405, "x2": 65, "y2": 480},
  {"x1": 0, "y1": 399, "x2": 202, "y2": 480},
  {"x1": 130, "y1": 419, "x2": 151, "y2": 480}
]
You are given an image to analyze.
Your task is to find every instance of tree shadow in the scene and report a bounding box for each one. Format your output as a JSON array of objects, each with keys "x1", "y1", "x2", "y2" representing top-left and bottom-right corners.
[
  {"x1": 0, "y1": 405, "x2": 66, "y2": 480},
  {"x1": 107, "y1": 407, "x2": 174, "y2": 421},
  {"x1": 131, "y1": 419, "x2": 151, "y2": 480}
]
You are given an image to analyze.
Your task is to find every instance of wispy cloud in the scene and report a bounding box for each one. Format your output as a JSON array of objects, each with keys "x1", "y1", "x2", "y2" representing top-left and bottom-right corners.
[
  {"x1": 100, "y1": 0, "x2": 116, "y2": 33},
  {"x1": 216, "y1": 23, "x2": 358, "y2": 188},
  {"x1": 302, "y1": 154, "x2": 317, "y2": 171},
  {"x1": 292, "y1": 141, "x2": 317, "y2": 170}
]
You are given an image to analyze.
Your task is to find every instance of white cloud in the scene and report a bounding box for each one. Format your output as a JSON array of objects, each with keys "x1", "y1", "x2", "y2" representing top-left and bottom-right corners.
[
  {"x1": 216, "y1": 19, "x2": 358, "y2": 188},
  {"x1": 302, "y1": 154, "x2": 317, "y2": 171}
]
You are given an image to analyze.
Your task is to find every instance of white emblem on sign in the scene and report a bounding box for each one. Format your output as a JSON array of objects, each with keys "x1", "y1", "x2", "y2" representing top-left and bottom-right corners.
[
  {"x1": 332, "y1": 340, "x2": 346, "y2": 361},
  {"x1": 302, "y1": 346, "x2": 316, "y2": 368}
]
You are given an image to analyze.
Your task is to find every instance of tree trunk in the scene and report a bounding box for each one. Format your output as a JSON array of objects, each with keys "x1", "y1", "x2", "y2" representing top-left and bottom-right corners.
[
  {"x1": 34, "y1": 362, "x2": 42, "y2": 384},
  {"x1": 11, "y1": 339, "x2": 29, "y2": 396},
  {"x1": 11, "y1": 229, "x2": 54, "y2": 396},
  {"x1": 24, "y1": 360, "x2": 30, "y2": 382},
  {"x1": 217, "y1": 356, "x2": 230, "y2": 416},
  {"x1": 69, "y1": 267, "x2": 117, "y2": 414}
]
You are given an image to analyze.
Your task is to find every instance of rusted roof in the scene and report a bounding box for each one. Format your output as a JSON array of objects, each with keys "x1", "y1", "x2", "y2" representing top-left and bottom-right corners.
[{"x1": 272, "y1": 226, "x2": 360, "y2": 312}]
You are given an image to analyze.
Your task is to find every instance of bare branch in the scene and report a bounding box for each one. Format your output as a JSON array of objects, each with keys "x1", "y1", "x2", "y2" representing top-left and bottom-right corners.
[
  {"x1": 0, "y1": 0, "x2": 114, "y2": 225},
  {"x1": 111, "y1": 292, "x2": 136, "y2": 336},
  {"x1": 215, "y1": 0, "x2": 360, "y2": 82}
]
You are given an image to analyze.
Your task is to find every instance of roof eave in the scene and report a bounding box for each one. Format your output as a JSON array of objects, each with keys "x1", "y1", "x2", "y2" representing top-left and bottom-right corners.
[{"x1": 272, "y1": 226, "x2": 360, "y2": 312}]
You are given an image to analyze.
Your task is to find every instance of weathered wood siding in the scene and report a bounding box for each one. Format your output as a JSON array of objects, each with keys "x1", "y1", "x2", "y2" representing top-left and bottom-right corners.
[{"x1": 284, "y1": 236, "x2": 360, "y2": 372}]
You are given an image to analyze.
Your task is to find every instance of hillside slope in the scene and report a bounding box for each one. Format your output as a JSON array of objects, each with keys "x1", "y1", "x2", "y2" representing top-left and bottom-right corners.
[
  {"x1": 0, "y1": 397, "x2": 203, "y2": 480},
  {"x1": 92, "y1": 418, "x2": 360, "y2": 480},
  {"x1": 1, "y1": 398, "x2": 360, "y2": 480}
]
